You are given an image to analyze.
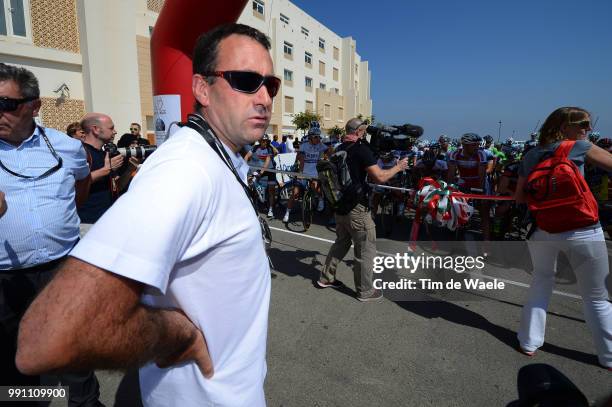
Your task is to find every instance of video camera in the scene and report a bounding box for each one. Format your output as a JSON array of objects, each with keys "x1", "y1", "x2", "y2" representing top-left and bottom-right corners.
[
  {"x1": 367, "y1": 123, "x2": 424, "y2": 153},
  {"x1": 102, "y1": 142, "x2": 157, "y2": 160}
]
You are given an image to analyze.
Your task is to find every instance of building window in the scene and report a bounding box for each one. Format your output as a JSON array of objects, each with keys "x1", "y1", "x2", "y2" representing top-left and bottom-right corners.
[
  {"x1": 324, "y1": 104, "x2": 331, "y2": 119},
  {"x1": 318, "y1": 37, "x2": 325, "y2": 51},
  {"x1": 279, "y1": 13, "x2": 289, "y2": 24},
  {"x1": 252, "y1": 0, "x2": 264, "y2": 16},
  {"x1": 305, "y1": 76, "x2": 312, "y2": 88},
  {"x1": 301, "y1": 26, "x2": 309, "y2": 36},
  {"x1": 319, "y1": 61, "x2": 325, "y2": 76},
  {"x1": 319, "y1": 83, "x2": 326, "y2": 90},
  {"x1": 305, "y1": 52, "x2": 312, "y2": 66},
  {"x1": 0, "y1": 0, "x2": 30, "y2": 38},
  {"x1": 333, "y1": 67, "x2": 339, "y2": 81},
  {"x1": 283, "y1": 41, "x2": 293, "y2": 59},
  {"x1": 333, "y1": 46, "x2": 340, "y2": 61},
  {"x1": 284, "y1": 96, "x2": 294, "y2": 113},
  {"x1": 283, "y1": 69, "x2": 293, "y2": 82},
  {"x1": 305, "y1": 100, "x2": 313, "y2": 113},
  {"x1": 338, "y1": 106, "x2": 344, "y2": 120}
]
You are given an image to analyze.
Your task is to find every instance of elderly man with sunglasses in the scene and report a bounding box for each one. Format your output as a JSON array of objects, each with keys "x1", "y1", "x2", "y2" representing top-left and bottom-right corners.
[
  {"x1": 0, "y1": 63, "x2": 105, "y2": 405},
  {"x1": 17, "y1": 24, "x2": 279, "y2": 407}
]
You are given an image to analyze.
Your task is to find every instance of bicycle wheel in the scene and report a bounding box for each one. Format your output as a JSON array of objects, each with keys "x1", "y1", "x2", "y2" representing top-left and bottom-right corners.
[
  {"x1": 380, "y1": 195, "x2": 394, "y2": 236},
  {"x1": 302, "y1": 189, "x2": 314, "y2": 231}
]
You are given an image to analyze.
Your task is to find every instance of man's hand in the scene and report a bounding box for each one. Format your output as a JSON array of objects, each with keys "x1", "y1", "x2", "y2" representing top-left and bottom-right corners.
[
  {"x1": 105, "y1": 153, "x2": 125, "y2": 172},
  {"x1": 154, "y1": 310, "x2": 214, "y2": 378},
  {"x1": 0, "y1": 190, "x2": 7, "y2": 218},
  {"x1": 396, "y1": 157, "x2": 409, "y2": 172},
  {"x1": 16, "y1": 258, "x2": 215, "y2": 378}
]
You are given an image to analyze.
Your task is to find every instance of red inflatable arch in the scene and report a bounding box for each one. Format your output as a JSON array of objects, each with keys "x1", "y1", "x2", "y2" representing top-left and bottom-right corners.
[{"x1": 151, "y1": 0, "x2": 248, "y2": 142}]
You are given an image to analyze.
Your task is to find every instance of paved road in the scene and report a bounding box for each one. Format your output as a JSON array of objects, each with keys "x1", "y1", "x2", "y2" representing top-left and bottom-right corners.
[{"x1": 54, "y1": 213, "x2": 612, "y2": 406}]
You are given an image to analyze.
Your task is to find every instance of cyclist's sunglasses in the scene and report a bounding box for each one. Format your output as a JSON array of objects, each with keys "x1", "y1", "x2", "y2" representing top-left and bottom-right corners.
[
  {"x1": 568, "y1": 119, "x2": 591, "y2": 129},
  {"x1": 0, "y1": 96, "x2": 38, "y2": 113},
  {"x1": 203, "y1": 71, "x2": 281, "y2": 98}
]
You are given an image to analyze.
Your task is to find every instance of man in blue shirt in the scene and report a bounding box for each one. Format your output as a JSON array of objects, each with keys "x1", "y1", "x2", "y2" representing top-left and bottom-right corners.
[{"x1": 0, "y1": 63, "x2": 102, "y2": 405}]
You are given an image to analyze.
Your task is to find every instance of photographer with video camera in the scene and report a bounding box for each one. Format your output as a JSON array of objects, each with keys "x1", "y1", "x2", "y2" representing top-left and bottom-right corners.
[
  {"x1": 318, "y1": 118, "x2": 409, "y2": 302},
  {"x1": 78, "y1": 113, "x2": 137, "y2": 223}
]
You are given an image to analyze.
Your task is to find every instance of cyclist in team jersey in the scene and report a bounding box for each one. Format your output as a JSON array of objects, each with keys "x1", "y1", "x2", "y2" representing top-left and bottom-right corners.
[
  {"x1": 437, "y1": 135, "x2": 451, "y2": 161},
  {"x1": 447, "y1": 133, "x2": 492, "y2": 240},
  {"x1": 283, "y1": 122, "x2": 332, "y2": 223},
  {"x1": 245, "y1": 134, "x2": 278, "y2": 218}
]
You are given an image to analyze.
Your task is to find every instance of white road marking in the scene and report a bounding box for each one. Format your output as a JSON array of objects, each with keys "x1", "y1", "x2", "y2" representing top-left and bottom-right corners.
[{"x1": 269, "y1": 226, "x2": 583, "y2": 300}]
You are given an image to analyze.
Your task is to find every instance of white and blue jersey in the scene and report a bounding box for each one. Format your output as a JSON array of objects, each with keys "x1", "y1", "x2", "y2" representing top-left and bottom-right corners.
[{"x1": 299, "y1": 142, "x2": 328, "y2": 177}]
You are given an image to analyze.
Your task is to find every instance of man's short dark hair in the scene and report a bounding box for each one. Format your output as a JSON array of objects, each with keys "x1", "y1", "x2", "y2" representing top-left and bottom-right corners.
[
  {"x1": 0, "y1": 63, "x2": 40, "y2": 99},
  {"x1": 192, "y1": 24, "x2": 271, "y2": 111}
]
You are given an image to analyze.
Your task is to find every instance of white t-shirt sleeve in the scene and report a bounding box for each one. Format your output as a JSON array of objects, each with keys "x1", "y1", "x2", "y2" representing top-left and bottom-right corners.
[{"x1": 70, "y1": 158, "x2": 213, "y2": 294}]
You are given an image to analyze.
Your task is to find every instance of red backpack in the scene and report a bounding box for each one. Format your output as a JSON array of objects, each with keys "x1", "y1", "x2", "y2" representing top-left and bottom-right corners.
[{"x1": 526, "y1": 140, "x2": 599, "y2": 233}]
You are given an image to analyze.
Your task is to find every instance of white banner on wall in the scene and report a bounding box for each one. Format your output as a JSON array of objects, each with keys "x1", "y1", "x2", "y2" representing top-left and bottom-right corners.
[{"x1": 153, "y1": 94, "x2": 181, "y2": 145}]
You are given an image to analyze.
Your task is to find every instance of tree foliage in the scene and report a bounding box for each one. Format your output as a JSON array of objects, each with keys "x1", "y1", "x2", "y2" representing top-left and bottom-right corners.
[
  {"x1": 291, "y1": 111, "x2": 322, "y2": 136},
  {"x1": 327, "y1": 125, "x2": 344, "y2": 138}
]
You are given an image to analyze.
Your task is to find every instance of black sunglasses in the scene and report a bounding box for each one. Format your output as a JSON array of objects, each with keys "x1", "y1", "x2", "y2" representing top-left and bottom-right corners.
[
  {"x1": 130, "y1": 128, "x2": 139, "y2": 131},
  {"x1": 0, "y1": 96, "x2": 38, "y2": 113},
  {"x1": 568, "y1": 120, "x2": 591, "y2": 129},
  {"x1": 203, "y1": 71, "x2": 281, "y2": 98}
]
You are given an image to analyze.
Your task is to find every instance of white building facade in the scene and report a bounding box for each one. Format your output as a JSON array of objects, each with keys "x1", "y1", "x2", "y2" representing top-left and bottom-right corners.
[{"x1": 0, "y1": 0, "x2": 371, "y2": 139}]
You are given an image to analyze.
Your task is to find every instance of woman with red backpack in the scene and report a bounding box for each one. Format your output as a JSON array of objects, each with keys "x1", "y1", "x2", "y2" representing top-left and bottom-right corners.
[{"x1": 514, "y1": 107, "x2": 612, "y2": 370}]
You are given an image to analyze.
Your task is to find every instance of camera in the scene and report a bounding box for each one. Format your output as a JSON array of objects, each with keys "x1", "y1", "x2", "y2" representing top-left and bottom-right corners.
[
  {"x1": 102, "y1": 142, "x2": 157, "y2": 160},
  {"x1": 367, "y1": 123, "x2": 424, "y2": 153}
]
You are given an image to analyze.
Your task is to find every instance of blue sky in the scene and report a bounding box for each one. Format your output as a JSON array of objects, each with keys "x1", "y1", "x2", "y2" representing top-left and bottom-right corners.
[{"x1": 290, "y1": 0, "x2": 612, "y2": 141}]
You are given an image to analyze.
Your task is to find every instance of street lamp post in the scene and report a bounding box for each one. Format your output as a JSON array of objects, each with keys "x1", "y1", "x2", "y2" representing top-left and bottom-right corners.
[{"x1": 497, "y1": 121, "x2": 502, "y2": 144}]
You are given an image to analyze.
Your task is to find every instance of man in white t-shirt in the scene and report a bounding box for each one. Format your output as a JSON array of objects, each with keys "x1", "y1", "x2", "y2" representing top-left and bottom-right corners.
[{"x1": 16, "y1": 23, "x2": 279, "y2": 407}]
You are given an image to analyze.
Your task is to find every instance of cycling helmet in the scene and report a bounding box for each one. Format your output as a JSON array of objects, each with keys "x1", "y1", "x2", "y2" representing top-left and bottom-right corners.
[
  {"x1": 438, "y1": 135, "x2": 450, "y2": 143},
  {"x1": 596, "y1": 137, "x2": 612, "y2": 150},
  {"x1": 504, "y1": 137, "x2": 514, "y2": 146},
  {"x1": 483, "y1": 135, "x2": 494, "y2": 143},
  {"x1": 261, "y1": 134, "x2": 270, "y2": 141},
  {"x1": 461, "y1": 133, "x2": 482, "y2": 145},
  {"x1": 307, "y1": 128, "x2": 321, "y2": 137},
  {"x1": 308, "y1": 121, "x2": 321, "y2": 136}
]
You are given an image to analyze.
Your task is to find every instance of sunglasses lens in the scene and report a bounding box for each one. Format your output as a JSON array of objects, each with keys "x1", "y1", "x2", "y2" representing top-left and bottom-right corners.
[
  {"x1": 228, "y1": 71, "x2": 262, "y2": 93},
  {"x1": 225, "y1": 72, "x2": 280, "y2": 97},
  {"x1": 263, "y1": 76, "x2": 281, "y2": 97},
  {"x1": 0, "y1": 98, "x2": 19, "y2": 112},
  {"x1": 580, "y1": 121, "x2": 590, "y2": 129}
]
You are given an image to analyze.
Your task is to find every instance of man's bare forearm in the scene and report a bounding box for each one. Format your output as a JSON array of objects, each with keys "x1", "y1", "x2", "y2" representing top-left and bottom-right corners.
[{"x1": 17, "y1": 258, "x2": 199, "y2": 375}]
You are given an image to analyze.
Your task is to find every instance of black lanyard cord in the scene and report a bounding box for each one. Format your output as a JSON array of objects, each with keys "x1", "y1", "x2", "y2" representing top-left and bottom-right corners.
[
  {"x1": 0, "y1": 125, "x2": 63, "y2": 180},
  {"x1": 184, "y1": 114, "x2": 259, "y2": 216}
]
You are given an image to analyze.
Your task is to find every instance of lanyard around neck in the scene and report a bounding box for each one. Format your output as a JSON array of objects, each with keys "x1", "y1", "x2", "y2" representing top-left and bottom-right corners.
[
  {"x1": 183, "y1": 114, "x2": 259, "y2": 216},
  {"x1": 0, "y1": 125, "x2": 63, "y2": 180}
]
